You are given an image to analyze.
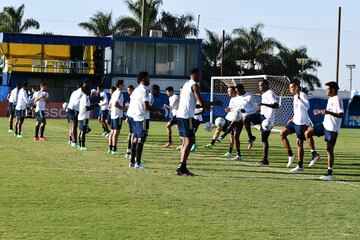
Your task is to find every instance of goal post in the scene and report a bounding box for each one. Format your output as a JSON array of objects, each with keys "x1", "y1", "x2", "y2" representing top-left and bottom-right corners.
[{"x1": 210, "y1": 75, "x2": 293, "y2": 127}]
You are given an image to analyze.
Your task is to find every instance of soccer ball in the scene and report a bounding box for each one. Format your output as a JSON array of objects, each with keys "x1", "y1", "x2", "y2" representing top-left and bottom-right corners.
[
  {"x1": 204, "y1": 122, "x2": 214, "y2": 132},
  {"x1": 62, "y1": 102, "x2": 68, "y2": 110},
  {"x1": 261, "y1": 119, "x2": 274, "y2": 131},
  {"x1": 43, "y1": 92, "x2": 49, "y2": 99},
  {"x1": 215, "y1": 117, "x2": 226, "y2": 128}
]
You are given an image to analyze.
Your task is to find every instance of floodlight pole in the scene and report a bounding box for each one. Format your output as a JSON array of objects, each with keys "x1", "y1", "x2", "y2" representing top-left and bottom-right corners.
[{"x1": 346, "y1": 64, "x2": 356, "y2": 93}]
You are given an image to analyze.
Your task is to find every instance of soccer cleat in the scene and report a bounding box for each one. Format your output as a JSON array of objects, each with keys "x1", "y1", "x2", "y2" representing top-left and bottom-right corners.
[
  {"x1": 248, "y1": 136, "x2": 256, "y2": 150},
  {"x1": 79, "y1": 147, "x2": 87, "y2": 151},
  {"x1": 124, "y1": 152, "x2": 131, "y2": 158},
  {"x1": 107, "y1": 149, "x2": 112, "y2": 154},
  {"x1": 163, "y1": 142, "x2": 173, "y2": 148},
  {"x1": 176, "y1": 145, "x2": 182, "y2": 151},
  {"x1": 129, "y1": 162, "x2": 135, "y2": 168},
  {"x1": 308, "y1": 154, "x2": 321, "y2": 167},
  {"x1": 111, "y1": 151, "x2": 120, "y2": 155},
  {"x1": 287, "y1": 154, "x2": 295, "y2": 168},
  {"x1": 135, "y1": 163, "x2": 145, "y2": 168},
  {"x1": 223, "y1": 151, "x2": 232, "y2": 157},
  {"x1": 39, "y1": 137, "x2": 47, "y2": 141},
  {"x1": 288, "y1": 166, "x2": 304, "y2": 173},
  {"x1": 71, "y1": 142, "x2": 76, "y2": 147},
  {"x1": 216, "y1": 136, "x2": 223, "y2": 143},
  {"x1": 8, "y1": 129, "x2": 14, "y2": 133},
  {"x1": 232, "y1": 155, "x2": 243, "y2": 161},
  {"x1": 101, "y1": 132, "x2": 107, "y2": 137},
  {"x1": 105, "y1": 133, "x2": 110, "y2": 138},
  {"x1": 319, "y1": 174, "x2": 333, "y2": 181},
  {"x1": 16, "y1": 134, "x2": 23, "y2": 138},
  {"x1": 203, "y1": 143, "x2": 213, "y2": 149},
  {"x1": 68, "y1": 141, "x2": 72, "y2": 145},
  {"x1": 33, "y1": 137, "x2": 39, "y2": 141},
  {"x1": 258, "y1": 159, "x2": 269, "y2": 165},
  {"x1": 176, "y1": 168, "x2": 195, "y2": 176},
  {"x1": 190, "y1": 144, "x2": 198, "y2": 152}
]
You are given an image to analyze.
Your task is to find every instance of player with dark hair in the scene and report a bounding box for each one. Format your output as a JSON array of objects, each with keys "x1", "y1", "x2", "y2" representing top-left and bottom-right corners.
[
  {"x1": 176, "y1": 68, "x2": 221, "y2": 176},
  {"x1": 67, "y1": 83, "x2": 84, "y2": 147},
  {"x1": 127, "y1": 72, "x2": 164, "y2": 168},
  {"x1": 14, "y1": 81, "x2": 29, "y2": 138},
  {"x1": 163, "y1": 86, "x2": 180, "y2": 148},
  {"x1": 97, "y1": 85, "x2": 110, "y2": 137},
  {"x1": 280, "y1": 81, "x2": 312, "y2": 173},
  {"x1": 124, "y1": 85, "x2": 135, "y2": 158},
  {"x1": 77, "y1": 86, "x2": 92, "y2": 151},
  {"x1": 7, "y1": 83, "x2": 21, "y2": 132},
  {"x1": 33, "y1": 83, "x2": 49, "y2": 141},
  {"x1": 305, "y1": 81, "x2": 344, "y2": 181},
  {"x1": 243, "y1": 80, "x2": 279, "y2": 165}
]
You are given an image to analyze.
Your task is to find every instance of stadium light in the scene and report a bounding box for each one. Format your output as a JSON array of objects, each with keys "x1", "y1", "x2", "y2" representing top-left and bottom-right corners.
[
  {"x1": 296, "y1": 58, "x2": 309, "y2": 89},
  {"x1": 346, "y1": 64, "x2": 356, "y2": 94}
]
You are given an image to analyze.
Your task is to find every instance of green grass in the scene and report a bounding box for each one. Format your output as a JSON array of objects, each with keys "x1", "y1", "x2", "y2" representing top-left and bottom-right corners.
[{"x1": 0, "y1": 117, "x2": 359, "y2": 240}]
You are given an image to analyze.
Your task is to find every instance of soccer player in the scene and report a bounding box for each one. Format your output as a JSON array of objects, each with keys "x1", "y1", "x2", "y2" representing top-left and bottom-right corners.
[
  {"x1": 77, "y1": 86, "x2": 92, "y2": 151},
  {"x1": 163, "y1": 86, "x2": 179, "y2": 148},
  {"x1": 176, "y1": 68, "x2": 221, "y2": 176},
  {"x1": 204, "y1": 86, "x2": 237, "y2": 157},
  {"x1": 7, "y1": 83, "x2": 21, "y2": 132},
  {"x1": 33, "y1": 83, "x2": 49, "y2": 141},
  {"x1": 14, "y1": 81, "x2": 30, "y2": 138},
  {"x1": 124, "y1": 85, "x2": 134, "y2": 158},
  {"x1": 191, "y1": 102, "x2": 204, "y2": 152},
  {"x1": 243, "y1": 80, "x2": 279, "y2": 165},
  {"x1": 127, "y1": 71, "x2": 164, "y2": 168},
  {"x1": 280, "y1": 81, "x2": 311, "y2": 173},
  {"x1": 108, "y1": 80, "x2": 126, "y2": 155},
  {"x1": 97, "y1": 85, "x2": 110, "y2": 137},
  {"x1": 305, "y1": 82, "x2": 344, "y2": 181},
  {"x1": 67, "y1": 84, "x2": 83, "y2": 147}
]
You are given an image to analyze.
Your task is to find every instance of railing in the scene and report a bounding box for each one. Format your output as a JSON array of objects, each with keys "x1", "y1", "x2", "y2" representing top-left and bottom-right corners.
[{"x1": 3, "y1": 57, "x2": 110, "y2": 75}]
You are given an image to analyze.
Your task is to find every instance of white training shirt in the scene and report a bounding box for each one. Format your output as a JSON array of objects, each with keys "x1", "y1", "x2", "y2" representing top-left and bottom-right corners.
[
  {"x1": 34, "y1": 90, "x2": 48, "y2": 112},
  {"x1": 110, "y1": 89, "x2": 124, "y2": 119},
  {"x1": 194, "y1": 107, "x2": 203, "y2": 121},
  {"x1": 9, "y1": 87, "x2": 19, "y2": 104},
  {"x1": 15, "y1": 88, "x2": 29, "y2": 110},
  {"x1": 225, "y1": 96, "x2": 241, "y2": 121},
  {"x1": 292, "y1": 91, "x2": 310, "y2": 126},
  {"x1": 238, "y1": 92, "x2": 257, "y2": 117},
  {"x1": 261, "y1": 89, "x2": 278, "y2": 122},
  {"x1": 323, "y1": 95, "x2": 344, "y2": 132},
  {"x1": 67, "y1": 88, "x2": 83, "y2": 111},
  {"x1": 127, "y1": 84, "x2": 149, "y2": 121},
  {"x1": 169, "y1": 94, "x2": 179, "y2": 117},
  {"x1": 78, "y1": 94, "x2": 90, "y2": 121},
  {"x1": 176, "y1": 80, "x2": 197, "y2": 119},
  {"x1": 99, "y1": 91, "x2": 109, "y2": 111}
]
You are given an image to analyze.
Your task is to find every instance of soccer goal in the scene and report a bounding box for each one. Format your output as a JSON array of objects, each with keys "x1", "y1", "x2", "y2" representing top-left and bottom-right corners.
[{"x1": 210, "y1": 75, "x2": 293, "y2": 127}]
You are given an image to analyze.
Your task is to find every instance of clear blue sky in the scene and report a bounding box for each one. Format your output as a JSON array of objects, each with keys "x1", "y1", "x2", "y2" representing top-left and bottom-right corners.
[{"x1": 1, "y1": 0, "x2": 360, "y2": 91}]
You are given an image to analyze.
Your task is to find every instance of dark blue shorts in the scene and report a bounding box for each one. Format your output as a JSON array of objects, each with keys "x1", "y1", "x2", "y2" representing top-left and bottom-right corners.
[
  {"x1": 15, "y1": 109, "x2": 25, "y2": 122},
  {"x1": 79, "y1": 119, "x2": 89, "y2": 132},
  {"x1": 35, "y1": 111, "x2": 46, "y2": 123},
  {"x1": 67, "y1": 109, "x2": 79, "y2": 121},
  {"x1": 168, "y1": 116, "x2": 178, "y2": 126},
  {"x1": 234, "y1": 121, "x2": 244, "y2": 133},
  {"x1": 110, "y1": 117, "x2": 122, "y2": 130},
  {"x1": 313, "y1": 123, "x2": 338, "y2": 146},
  {"x1": 8, "y1": 103, "x2": 15, "y2": 116},
  {"x1": 221, "y1": 119, "x2": 232, "y2": 132},
  {"x1": 285, "y1": 121, "x2": 308, "y2": 140},
  {"x1": 177, "y1": 117, "x2": 196, "y2": 137},
  {"x1": 247, "y1": 113, "x2": 269, "y2": 133},
  {"x1": 127, "y1": 117, "x2": 134, "y2": 133},
  {"x1": 131, "y1": 118, "x2": 149, "y2": 138},
  {"x1": 100, "y1": 110, "x2": 109, "y2": 121}
]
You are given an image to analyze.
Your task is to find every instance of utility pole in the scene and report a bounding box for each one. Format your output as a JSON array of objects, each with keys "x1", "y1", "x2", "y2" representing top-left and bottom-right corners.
[
  {"x1": 346, "y1": 64, "x2": 356, "y2": 94},
  {"x1": 141, "y1": 0, "x2": 146, "y2": 37}
]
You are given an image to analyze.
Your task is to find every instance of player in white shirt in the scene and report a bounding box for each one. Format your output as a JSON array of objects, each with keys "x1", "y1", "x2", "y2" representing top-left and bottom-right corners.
[
  {"x1": 305, "y1": 82, "x2": 344, "y2": 181},
  {"x1": 77, "y1": 86, "x2": 93, "y2": 151},
  {"x1": 124, "y1": 85, "x2": 135, "y2": 158},
  {"x1": 108, "y1": 80, "x2": 126, "y2": 155},
  {"x1": 14, "y1": 81, "x2": 30, "y2": 138},
  {"x1": 97, "y1": 85, "x2": 110, "y2": 136},
  {"x1": 163, "y1": 86, "x2": 180, "y2": 148},
  {"x1": 7, "y1": 83, "x2": 21, "y2": 132},
  {"x1": 191, "y1": 102, "x2": 204, "y2": 152},
  {"x1": 204, "y1": 86, "x2": 237, "y2": 157},
  {"x1": 280, "y1": 81, "x2": 312, "y2": 173},
  {"x1": 243, "y1": 80, "x2": 279, "y2": 165},
  {"x1": 127, "y1": 72, "x2": 164, "y2": 168},
  {"x1": 33, "y1": 83, "x2": 49, "y2": 141},
  {"x1": 176, "y1": 68, "x2": 221, "y2": 176},
  {"x1": 67, "y1": 84, "x2": 83, "y2": 147}
]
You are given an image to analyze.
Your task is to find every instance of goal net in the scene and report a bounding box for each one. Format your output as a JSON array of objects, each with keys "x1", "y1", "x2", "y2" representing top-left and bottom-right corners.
[{"x1": 210, "y1": 75, "x2": 293, "y2": 126}]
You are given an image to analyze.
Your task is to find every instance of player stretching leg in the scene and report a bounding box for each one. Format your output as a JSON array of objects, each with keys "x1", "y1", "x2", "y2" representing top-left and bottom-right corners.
[
  {"x1": 33, "y1": 83, "x2": 49, "y2": 141},
  {"x1": 97, "y1": 85, "x2": 110, "y2": 137},
  {"x1": 14, "y1": 81, "x2": 30, "y2": 138},
  {"x1": 124, "y1": 85, "x2": 134, "y2": 158},
  {"x1": 7, "y1": 83, "x2": 21, "y2": 133},
  {"x1": 163, "y1": 86, "x2": 180, "y2": 148}
]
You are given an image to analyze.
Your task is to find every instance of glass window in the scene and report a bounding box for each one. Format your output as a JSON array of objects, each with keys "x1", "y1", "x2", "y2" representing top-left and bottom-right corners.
[{"x1": 186, "y1": 45, "x2": 198, "y2": 74}]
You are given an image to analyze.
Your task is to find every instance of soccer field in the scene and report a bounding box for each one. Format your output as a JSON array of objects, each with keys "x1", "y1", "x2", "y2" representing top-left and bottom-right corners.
[{"x1": 0, "y1": 117, "x2": 359, "y2": 240}]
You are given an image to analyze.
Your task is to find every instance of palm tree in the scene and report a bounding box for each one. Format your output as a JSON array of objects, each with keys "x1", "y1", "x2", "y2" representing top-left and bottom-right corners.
[
  {"x1": 124, "y1": 0, "x2": 163, "y2": 36},
  {"x1": 0, "y1": 4, "x2": 40, "y2": 33},
  {"x1": 230, "y1": 23, "x2": 283, "y2": 70},
  {"x1": 157, "y1": 11, "x2": 197, "y2": 38},
  {"x1": 79, "y1": 11, "x2": 139, "y2": 37}
]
